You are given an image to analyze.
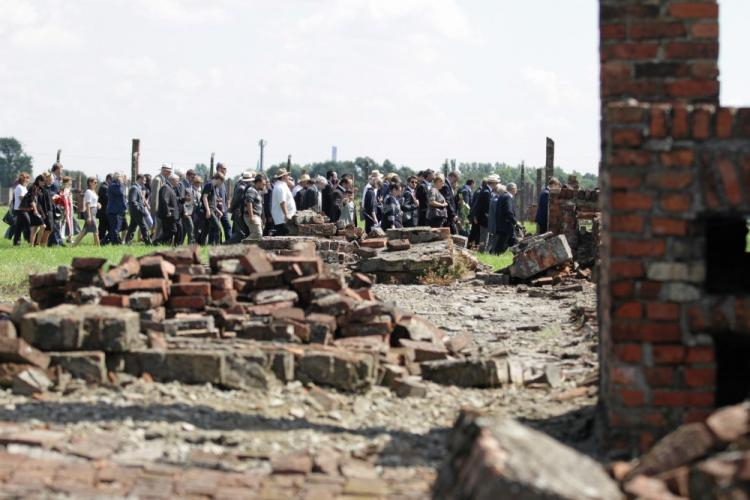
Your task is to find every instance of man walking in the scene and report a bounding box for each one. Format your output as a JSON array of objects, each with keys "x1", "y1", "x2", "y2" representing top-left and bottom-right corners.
[
  {"x1": 270, "y1": 169, "x2": 295, "y2": 235},
  {"x1": 201, "y1": 174, "x2": 225, "y2": 245},
  {"x1": 493, "y1": 182, "x2": 520, "y2": 254},
  {"x1": 473, "y1": 175, "x2": 499, "y2": 251},
  {"x1": 157, "y1": 174, "x2": 180, "y2": 245},
  {"x1": 106, "y1": 173, "x2": 128, "y2": 245},
  {"x1": 125, "y1": 174, "x2": 152, "y2": 245},
  {"x1": 150, "y1": 165, "x2": 171, "y2": 241},
  {"x1": 536, "y1": 177, "x2": 560, "y2": 234},
  {"x1": 243, "y1": 174, "x2": 266, "y2": 241},
  {"x1": 215, "y1": 163, "x2": 232, "y2": 242},
  {"x1": 415, "y1": 170, "x2": 433, "y2": 226}
]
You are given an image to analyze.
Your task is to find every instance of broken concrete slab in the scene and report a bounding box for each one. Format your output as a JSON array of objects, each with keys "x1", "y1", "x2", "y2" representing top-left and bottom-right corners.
[
  {"x1": 433, "y1": 409, "x2": 622, "y2": 500},
  {"x1": 296, "y1": 349, "x2": 377, "y2": 393},
  {"x1": 509, "y1": 233, "x2": 573, "y2": 280},
  {"x1": 0, "y1": 337, "x2": 50, "y2": 368},
  {"x1": 12, "y1": 367, "x2": 53, "y2": 396},
  {"x1": 20, "y1": 304, "x2": 141, "y2": 352},
  {"x1": 421, "y1": 358, "x2": 508, "y2": 388},
  {"x1": 49, "y1": 351, "x2": 106, "y2": 383}
]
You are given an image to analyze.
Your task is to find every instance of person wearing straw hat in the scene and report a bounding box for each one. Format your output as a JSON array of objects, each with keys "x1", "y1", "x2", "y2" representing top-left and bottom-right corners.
[
  {"x1": 298, "y1": 174, "x2": 318, "y2": 211},
  {"x1": 229, "y1": 170, "x2": 255, "y2": 242},
  {"x1": 271, "y1": 168, "x2": 295, "y2": 235},
  {"x1": 150, "y1": 164, "x2": 172, "y2": 241}
]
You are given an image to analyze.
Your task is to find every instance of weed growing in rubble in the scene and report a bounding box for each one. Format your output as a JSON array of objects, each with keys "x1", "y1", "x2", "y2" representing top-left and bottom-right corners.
[{"x1": 419, "y1": 260, "x2": 468, "y2": 285}]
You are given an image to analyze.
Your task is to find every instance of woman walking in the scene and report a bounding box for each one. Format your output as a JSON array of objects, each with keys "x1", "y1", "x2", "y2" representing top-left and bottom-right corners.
[
  {"x1": 11, "y1": 173, "x2": 30, "y2": 245},
  {"x1": 73, "y1": 177, "x2": 101, "y2": 247},
  {"x1": 427, "y1": 174, "x2": 449, "y2": 228},
  {"x1": 54, "y1": 177, "x2": 75, "y2": 243}
]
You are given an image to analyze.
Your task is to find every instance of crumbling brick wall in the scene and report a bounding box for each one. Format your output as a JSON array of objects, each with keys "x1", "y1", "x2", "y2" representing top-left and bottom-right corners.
[
  {"x1": 599, "y1": 0, "x2": 750, "y2": 454},
  {"x1": 547, "y1": 188, "x2": 601, "y2": 266}
]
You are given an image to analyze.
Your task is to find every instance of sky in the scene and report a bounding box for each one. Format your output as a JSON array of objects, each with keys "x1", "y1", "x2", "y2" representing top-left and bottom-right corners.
[{"x1": 1, "y1": 0, "x2": 748, "y2": 179}]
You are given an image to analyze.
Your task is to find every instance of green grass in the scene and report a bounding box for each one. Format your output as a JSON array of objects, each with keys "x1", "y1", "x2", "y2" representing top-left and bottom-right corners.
[
  {"x1": 475, "y1": 222, "x2": 537, "y2": 272},
  {"x1": 0, "y1": 207, "x2": 210, "y2": 300}
]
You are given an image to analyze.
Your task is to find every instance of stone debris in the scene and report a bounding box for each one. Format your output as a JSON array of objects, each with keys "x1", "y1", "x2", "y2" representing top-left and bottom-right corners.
[
  {"x1": 6, "y1": 243, "x2": 512, "y2": 396},
  {"x1": 433, "y1": 408, "x2": 622, "y2": 499},
  {"x1": 509, "y1": 232, "x2": 574, "y2": 280},
  {"x1": 614, "y1": 402, "x2": 750, "y2": 498}
]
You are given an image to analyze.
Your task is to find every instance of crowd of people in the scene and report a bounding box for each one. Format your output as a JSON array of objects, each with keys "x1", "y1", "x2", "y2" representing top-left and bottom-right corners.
[{"x1": 4, "y1": 161, "x2": 538, "y2": 255}]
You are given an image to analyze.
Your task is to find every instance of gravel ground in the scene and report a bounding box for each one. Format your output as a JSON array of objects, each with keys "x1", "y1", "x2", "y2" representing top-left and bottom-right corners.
[{"x1": 0, "y1": 281, "x2": 600, "y2": 490}]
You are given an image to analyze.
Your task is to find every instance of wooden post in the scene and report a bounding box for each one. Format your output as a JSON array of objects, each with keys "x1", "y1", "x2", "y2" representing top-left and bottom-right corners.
[
  {"x1": 259, "y1": 140, "x2": 267, "y2": 172},
  {"x1": 287, "y1": 155, "x2": 291, "y2": 171},
  {"x1": 545, "y1": 137, "x2": 555, "y2": 184},
  {"x1": 131, "y1": 139, "x2": 140, "y2": 181},
  {"x1": 56, "y1": 149, "x2": 62, "y2": 163},
  {"x1": 210, "y1": 153, "x2": 215, "y2": 177},
  {"x1": 536, "y1": 168, "x2": 543, "y2": 199}
]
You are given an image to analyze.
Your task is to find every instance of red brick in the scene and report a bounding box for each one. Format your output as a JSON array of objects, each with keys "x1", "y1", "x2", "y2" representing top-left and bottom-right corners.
[
  {"x1": 210, "y1": 275, "x2": 234, "y2": 290},
  {"x1": 612, "y1": 281, "x2": 636, "y2": 299},
  {"x1": 660, "y1": 193, "x2": 691, "y2": 212},
  {"x1": 603, "y1": 62, "x2": 632, "y2": 81},
  {"x1": 615, "y1": 302, "x2": 643, "y2": 319},
  {"x1": 610, "y1": 150, "x2": 652, "y2": 166},
  {"x1": 645, "y1": 367, "x2": 675, "y2": 386},
  {"x1": 615, "y1": 344, "x2": 643, "y2": 363},
  {"x1": 602, "y1": 23, "x2": 627, "y2": 39},
  {"x1": 100, "y1": 295, "x2": 130, "y2": 308},
  {"x1": 612, "y1": 193, "x2": 653, "y2": 211},
  {"x1": 653, "y1": 391, "x2": 714, "y2": 407},
  {"x1": 673, "y1": 106, "x2": 690, "y2": 138},
  {"x1": 691, "y1": 61, "x2": 720, "y2": 80},
  {"x1": 692, "y1": 108, "x2": 712, "y2": 139},
  {"x1": 610, "y1": 173, "x2": 643, "y2": 189},
  {"x1": 716, "y1": 159, "x2": 743, "y2": 207},
  {"x1": 118, "y1": 278, "x2": 169, "y2": 299},
  {"x1": 630, "y1": 22, "x2": 686, "y2": 39},
  {"x1": 690, "y1": 22, "x2": 719, "y2": 38},
  {"x1": 611, "y1": 215, "x2": 645, "y2": 233},
  {"x1": 665, "y1": 41, "x2": 719, "y2": 59},
  {"x1": 611, "y1": 261, "x2": 645, "y2": 278},
  {"x1": 684, "y1": 368, "x2": 716, "y2": 387},
  {"x1": 668, "y1": 2, "x2": 719, "y2": 19},
  {"x1": 603, "y1": 42, "x2": 659, "y2": 60},
  {"x1": 651, "y1": 107, "x2": 668, "y2": 138},
  {"x1": 612, "y1": 322, "x2": 681, "y2": 343},
  {"x1": 611, "y1": 239, "x2": 666, "y2": 257},
  {"x1": 606, "y1": 105, "x2": 647, "y2": 124},
  {"x1": 653, "y1": 345, "x2": 687, "y2": 364},
  {"x1": 612, "y1": 129, "x2": 643, "y2": 146},
  {"x1": 647, "y1": 170, "x2": 693, "y2": 190},
  {"x1": 360, "y1": 238, "x2": 387, "y2": 249},
  {"x1": 686, "y1": 347, "x2": 715, "y2": 363},
  {"x1": 659, "y1": 149, "x2": 694, "y2": 167},
  {"x1": 639, "y1": 281, "x2": 662, "y2": 299},
  {"x1": 647, "y1": 303, "x2": 680, "y2": 321},
  {"x1": 167, "y1": 295, "x2": 207, "y2": 310},
  {"x1": 652, "y1": 217, "x2": 688, "y2": 236},
  {"x1": 170, "y1": 282, "x2": 211, "y2": 297},
  {"x1": 619, "y1": 388, "x2": 645, "y2": 407},
  {"x1": 604, "y1": 80, "x2": 665, "y2": 99},
  {"x1": 666, "y1": 80, "x2": 718, "y2": 99},
  {"x1": 716, "y1": 108, "x2": 734, "y2": 138}
]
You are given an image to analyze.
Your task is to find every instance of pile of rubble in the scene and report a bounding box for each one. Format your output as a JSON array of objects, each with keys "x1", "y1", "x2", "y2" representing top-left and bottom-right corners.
[
  {"x1": 2, "y1": 242, "x2": 497, "y2": 398},
  {"x1": 611, "y1": 402, "x2": 750, "y2": 499},
  {"x1": 477, "y1": 231, "x2": 594, "y2": 287},
  {"x1": 354, "y1": 227, "x2": 480, "y2": 284}
]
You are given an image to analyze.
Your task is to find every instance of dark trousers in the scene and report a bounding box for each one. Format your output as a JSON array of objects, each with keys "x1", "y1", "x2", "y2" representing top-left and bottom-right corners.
[
  {"x1": 157, "y1": 216, "x2": 179, "y2": 245},
  {"x1": 273, "y1": 223, "x2": 289, "y2": 236},
  {"x1": 98, "y1": 215, "x2": 109, "y2": 243},
  {"x1": 229, "y1": 212, "x2": 249, "y2": 243},
  {"x1": 181, "y1": 214, "x2": 194, "y2": 245},
  {"x1": 418, "y1": 210, "x2": 427, "y2": 227},
  {"x1": 13, "y1": 211, "x2": 30, "y2": 245},
  {"x1": 492, "y1": 230, "x2": 517, "y2": 255},
  {"x1": 193, "y1": 212, "x2": 205, "y2": 244},
  {"x1": 205, "y1": 214, "x2": 222, "y2": 245},
  {"x1": 107, "y1": 213, "x2": 124, "y2": 244},
  {"x1": 429, "y1": 217, "x2": 446, "y2": 228},
  {"x1": 220, "y1": 212, "x2": 232, "y2": 243},
  {"x1": 125, "y1": 210, "x2": 151, "y2": 245}
]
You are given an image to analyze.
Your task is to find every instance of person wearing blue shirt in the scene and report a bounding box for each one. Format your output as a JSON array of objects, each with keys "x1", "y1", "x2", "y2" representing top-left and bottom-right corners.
[{"x1": 106, "y1": 172, "x2": 128, "y2": 245}]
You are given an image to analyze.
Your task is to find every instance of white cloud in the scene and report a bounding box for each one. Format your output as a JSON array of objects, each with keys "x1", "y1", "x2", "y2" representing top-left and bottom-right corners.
[
  {"x1": 521, "y1": 66, "x2": 582, "y2": 108},
  {"x1": 136, "y1": 0, "x2": 230, "y2": 24},
  {"x1": 105, "y1": 56, "x2": 158, "y2": 78},
  {"x1": 0, "y1": 0, "x2": 81, "y2": 49}
]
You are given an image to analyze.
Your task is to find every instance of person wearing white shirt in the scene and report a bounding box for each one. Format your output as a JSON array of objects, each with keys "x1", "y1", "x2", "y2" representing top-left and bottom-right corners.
[
  {"x1": 271, "y1": 169, "x2": 296, "y2": 235},
  {"x1": 11, "y1": 172, "x2": 30, "y2": 245}
]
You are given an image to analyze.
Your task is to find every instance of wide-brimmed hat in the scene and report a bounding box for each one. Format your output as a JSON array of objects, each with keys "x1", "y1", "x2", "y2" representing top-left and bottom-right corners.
[
  {"x1": 486, "y1": 174, "x2": 500, "y2": 184},
  {"x1": 241, "y1": 170, "x2": 254, "y2": 181},
  {"x1": 274, "y1": 168, "x2": 289, "y2": 179},
  {"x1": 161, "y1": 164, "x2": 172, "y2": 172},
  {"x1": 298, "y1": 174, "x2": 312, "y2": 183},
  {"x1": 369, "y1": 169, "x2": 382, "y2": 179}
]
